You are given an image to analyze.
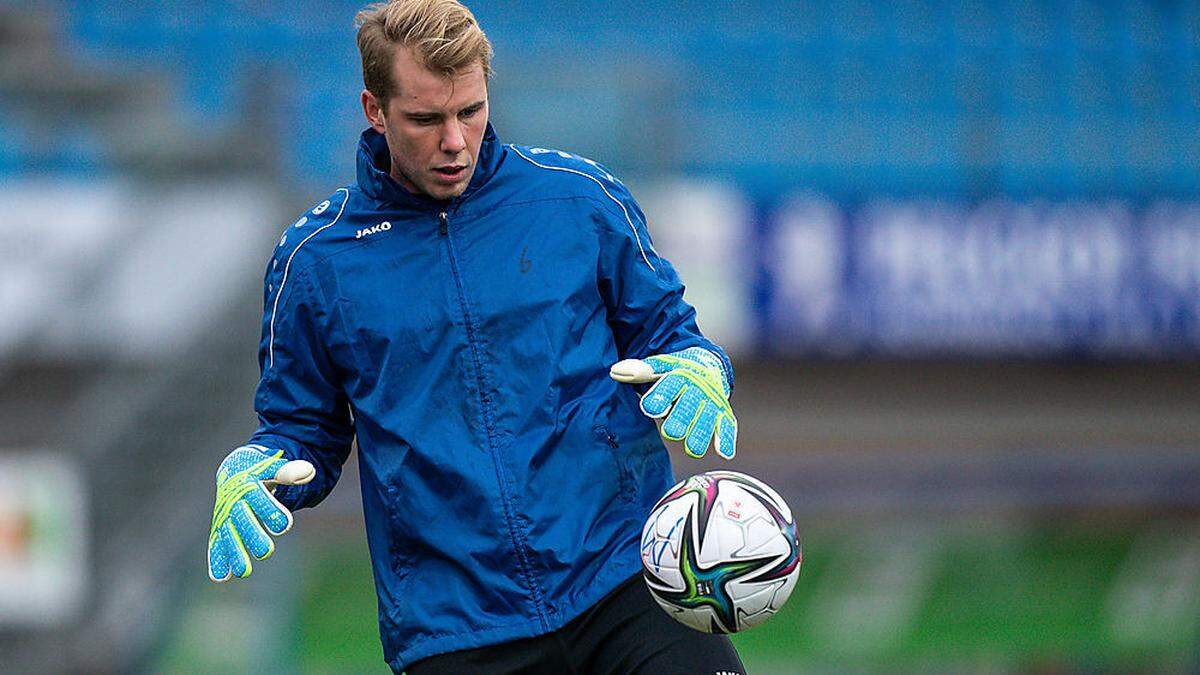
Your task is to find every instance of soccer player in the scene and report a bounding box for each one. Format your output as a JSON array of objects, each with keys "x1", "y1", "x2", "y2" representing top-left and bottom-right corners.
[{"x1": 206, "y1": 1, "x2": 744, "y2": 672}]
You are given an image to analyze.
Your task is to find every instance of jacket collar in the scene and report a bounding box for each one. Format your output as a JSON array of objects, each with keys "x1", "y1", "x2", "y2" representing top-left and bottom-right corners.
[{"x1": 355, "y1": 122, "x2": 503, "y2": 209}]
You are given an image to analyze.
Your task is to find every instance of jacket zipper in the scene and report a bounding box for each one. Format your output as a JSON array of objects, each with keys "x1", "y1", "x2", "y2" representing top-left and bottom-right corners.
[
  {"x1": 438, "y1": 209, "x2": 549, "y2": 627},
  {"x1": 600, "y1": 428, "x2": 634, "y2": 502}
]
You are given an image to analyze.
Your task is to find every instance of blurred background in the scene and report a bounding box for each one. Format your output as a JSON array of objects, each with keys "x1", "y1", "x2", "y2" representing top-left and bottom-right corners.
[{"x1": 1, "y1": 0, "x2": 1198, "y2": 672}]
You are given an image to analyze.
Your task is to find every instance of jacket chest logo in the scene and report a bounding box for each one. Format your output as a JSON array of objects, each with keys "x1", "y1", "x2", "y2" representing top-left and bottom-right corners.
[
  {"x1": 356, "y1": 221, "x2": 392, "y2": 239},
  {"x1": 519, "y1": 246, "x2": 532, "y2": 274}
]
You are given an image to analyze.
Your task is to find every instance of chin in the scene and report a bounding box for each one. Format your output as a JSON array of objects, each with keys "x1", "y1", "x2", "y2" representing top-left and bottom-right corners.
[{"x1": 426, "y1": 184, "x2": 468, "y2": 201}]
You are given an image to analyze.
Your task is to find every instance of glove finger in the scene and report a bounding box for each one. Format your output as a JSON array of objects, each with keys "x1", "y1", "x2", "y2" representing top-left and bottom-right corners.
[
  {"x1": 208, "y1": 528, "x2": 232, "y2": 582},
  {"x1": 245, "y1": 482, "x2": 293, "y2": 536},
  {"x1": 651, "y1": 418, "x2": 687, "y2": 457},
  {"x1": 231, "y1": 501, "x2": 275, "y2": 561},
  {"x1": 660, "y1": 387, "x2": 703, "y2": 441},
  {"x1": 269, "y1": 459, "x2": 315, "y2": 487},
  {"x1": 226, "y1": 521, "x2": 253, "y2": 579},
  {"x1": 640, "y1": 373, "x2": 687, "y2": 418},
  {"x1": 217, "y1": 445, "x2": 278, "y2": 482},
  {"x1": 642, "y1": 354, "x2": 678, "y2": 376},
  {"x1": 715, "y1": 414, "x2": 738, "y2": 460},
  {"x1": 251, "y1": 455, "x2": 290, "y2": 483},
  {"x1": 684, "y1": 401, "x2": 719, "y2": 458},
  {"x1": 209, "y1": 521, "x2": 250, "y2": 581}
]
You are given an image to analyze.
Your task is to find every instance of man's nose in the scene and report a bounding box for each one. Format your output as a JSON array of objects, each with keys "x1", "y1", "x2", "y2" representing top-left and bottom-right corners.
[{"x1": 441, "y1": 121, "x2": 467, "y2": 154}]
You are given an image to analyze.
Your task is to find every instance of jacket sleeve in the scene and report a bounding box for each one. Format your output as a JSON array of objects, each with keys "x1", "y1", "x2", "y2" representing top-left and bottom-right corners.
[
  {"x1": 247, "y1": 263, "x2": 354, "y2": 511},
  {"x1": 594, "y1": 183, "x2": 734, "y2": 389}
]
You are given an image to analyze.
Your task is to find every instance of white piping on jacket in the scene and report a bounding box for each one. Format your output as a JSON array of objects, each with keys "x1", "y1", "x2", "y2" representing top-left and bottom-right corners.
[
  {"x1": 509, "y1": 146, "x2": 656, "y2": 272},
  {"x1": 269, "y1": 188, "x2": 350, "y2": 368}
]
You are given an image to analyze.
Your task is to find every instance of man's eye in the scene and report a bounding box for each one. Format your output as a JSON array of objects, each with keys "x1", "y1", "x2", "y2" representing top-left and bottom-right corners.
[
  {"x1": 460, "y1": 107, "x2": 480, "y2": 119},
  {"x1": 411, "y1": 117, "x2": 437, "y2": 125}
]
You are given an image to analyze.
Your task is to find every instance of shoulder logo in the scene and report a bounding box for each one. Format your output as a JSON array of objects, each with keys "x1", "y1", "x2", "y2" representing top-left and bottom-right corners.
[
  {"x1": 356, "y1": 221, "x2": 392, "y2": 239},
  {"x1": 292, "y1": 216, "x2": 308, "y2": 228},
  {"x1": 312, "y1": 200, "x2": 331, "y2": 215}
]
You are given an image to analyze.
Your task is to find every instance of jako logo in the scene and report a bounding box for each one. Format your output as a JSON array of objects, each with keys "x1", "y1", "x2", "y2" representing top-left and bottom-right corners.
[{"x1": 356, "y1": 221, "x2": 392, "y2": 239}]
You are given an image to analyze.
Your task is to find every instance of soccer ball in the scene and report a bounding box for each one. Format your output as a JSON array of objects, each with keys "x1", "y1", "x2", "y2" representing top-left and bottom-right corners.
[{"x1": 640, "y1": 471, "x2": 801, "y2": 633}]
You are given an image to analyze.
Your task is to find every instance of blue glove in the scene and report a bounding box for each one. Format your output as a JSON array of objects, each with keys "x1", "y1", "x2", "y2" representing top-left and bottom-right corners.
[
  {"x1": 207, "y1": 445, "x2": 314, "y2": 582},
  {"x1": 610, "y1": 347, "x2": 737, "y2": 459}
]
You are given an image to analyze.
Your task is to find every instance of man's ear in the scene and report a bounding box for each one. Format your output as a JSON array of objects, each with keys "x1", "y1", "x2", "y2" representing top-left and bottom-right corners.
[{"x1": 361, "y1": 89, "x2": 387, "y2": 134}]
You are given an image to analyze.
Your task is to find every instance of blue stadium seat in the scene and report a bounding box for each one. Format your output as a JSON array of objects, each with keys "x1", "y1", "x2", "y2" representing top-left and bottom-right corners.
[{"x1": 0, "y1": 0, "x2": 1188, "y2": 200}]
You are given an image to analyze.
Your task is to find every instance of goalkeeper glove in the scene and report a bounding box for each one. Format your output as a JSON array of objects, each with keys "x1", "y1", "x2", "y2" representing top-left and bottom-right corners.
[
  {"x1": 610, "y1": 346, "x2": 737, "y2": 459},
  {"x1": 207, "y1": 445, "x2": 314, "y2": 582}
]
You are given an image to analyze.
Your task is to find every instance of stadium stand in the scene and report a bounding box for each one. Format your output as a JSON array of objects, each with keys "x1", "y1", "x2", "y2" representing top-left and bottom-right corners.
[{"x1": 0, "y1": 0, "x2": 1190, "y2": 198}]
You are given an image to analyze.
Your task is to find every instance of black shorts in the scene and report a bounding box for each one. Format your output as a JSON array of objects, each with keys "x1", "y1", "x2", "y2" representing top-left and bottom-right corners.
[{"x1": 405, "y1": 573, "x2": 747, "y2": 674}]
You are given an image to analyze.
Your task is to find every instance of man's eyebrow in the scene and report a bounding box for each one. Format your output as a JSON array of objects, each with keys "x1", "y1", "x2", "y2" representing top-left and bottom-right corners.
[{"x1": 402, "y1": 101, "x2": 484, "y2": 118}]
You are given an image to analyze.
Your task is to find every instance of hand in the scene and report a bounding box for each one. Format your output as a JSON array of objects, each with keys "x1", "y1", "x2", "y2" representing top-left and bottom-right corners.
[
  {"x1": 609, "y1": 347, "x2": 737, "y2": 459},
  {"x1": 207, "y1": 445, "x2": 315, "y2": 582}
]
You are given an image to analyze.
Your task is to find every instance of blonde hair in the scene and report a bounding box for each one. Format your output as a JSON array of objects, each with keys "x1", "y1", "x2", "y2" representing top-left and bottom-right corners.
[{"x1": 355, "y1": 0, "x2": 494, "y2": 105}]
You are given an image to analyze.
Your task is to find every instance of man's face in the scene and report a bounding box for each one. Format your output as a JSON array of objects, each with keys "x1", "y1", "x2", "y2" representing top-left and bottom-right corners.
[{"x1": 364, "y1": 46, "x2": 489, "y2": 201}]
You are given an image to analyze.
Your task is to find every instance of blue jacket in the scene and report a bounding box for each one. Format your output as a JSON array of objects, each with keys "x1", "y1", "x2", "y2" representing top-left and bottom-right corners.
[{"x1": 251, "y1": 124, "x2": 732, "y2": 670}]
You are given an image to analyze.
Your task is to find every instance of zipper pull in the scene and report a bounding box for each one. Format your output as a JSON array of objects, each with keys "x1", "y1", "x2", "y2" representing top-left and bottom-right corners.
[{"x1": 438, "y1": 211, "x2": 448, "y2": 236}]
